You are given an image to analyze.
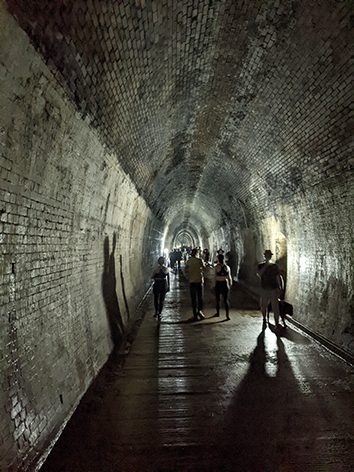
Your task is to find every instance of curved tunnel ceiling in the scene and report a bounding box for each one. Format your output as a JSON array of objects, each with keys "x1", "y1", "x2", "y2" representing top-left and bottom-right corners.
[
  {"x1": 7, "y1": 0, "x2": 353, "y2": 235},
  {"x1": 173, "y1": 229, "x2": 196, "y2": 248},
  {"x1": 163, "y1": 203, "x2": 214, "y2": 250}
]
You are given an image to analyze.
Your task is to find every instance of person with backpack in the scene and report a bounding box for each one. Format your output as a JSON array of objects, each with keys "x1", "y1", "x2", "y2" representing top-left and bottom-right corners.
[
  {"x1": 212, "y1": 254, "x2": 232, "y2": 320},
  {"x1": 257, "y1": 249, "x2": 283, "y2": 329},
  {"x1": 151, "y1": 256, "x2": 170, "y2": 318}
]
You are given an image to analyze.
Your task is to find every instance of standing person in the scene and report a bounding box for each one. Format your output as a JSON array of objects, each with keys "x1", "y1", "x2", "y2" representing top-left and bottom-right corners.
[
  {"x1": 176, "y1": 248, "x2": 183, "y2": 269},
  {"x1": 212, "y1": 254, "x2": 232, "y2": 320},
  {"x1": 203, "y1": 248, "x2": 210, "y2": 265},
  {"x1": 185, "y1": 248, "x2": 205, "y2": 321},
  {"x1": 214, "y1": 248, "x2": 224, "y2": 265},
  {"x1": 257, "y1": 250, "x2": 283, "y2": 329},
  {"x1": 169, "y1": 250, "x2": 176, "y2": 270},
  {"x1": 151, "y1": 257, "x2": 170, "y2": 318}
]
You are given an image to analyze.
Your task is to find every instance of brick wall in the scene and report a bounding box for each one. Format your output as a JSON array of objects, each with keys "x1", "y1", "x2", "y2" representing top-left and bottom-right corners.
[
  {"x1": 1, "y1": 1, "x2": 354, "y2": 470},
  {"x1": 248, "y1": 186, "x2": 354, "y2": 353},
  {"x1": 0, "y1": 10, "x2": 161, "y2": 471}
]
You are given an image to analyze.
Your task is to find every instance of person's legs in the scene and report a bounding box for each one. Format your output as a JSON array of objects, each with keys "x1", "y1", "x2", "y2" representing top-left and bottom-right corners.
[
  {"x1": 216, "y1": 297, "x2": 220, "y2": 315},
  {"x1": 153, "y1": 288, "x2": 159, "y2": 316},
  {"x1": 268, "y1": 289, "x2": 280, "y2": 326},
  {"x1": 190, "y1": 283, "x2": 198, "y2": 318},
  {"x1": 159, "y1": 289, "x2": 166, "y2": 314},
  {"x1": 215, "y1": 283, "x2": 221, "y2": 316},
  {"x1": 196, "y1": 283, "x2": 203, "y2": 313},
  {"x1": 260, "y1": 289, "x2": 270, "y2": 321},
  {"x1": 221, "y1": 284, "x2": 230, "y2": 319}
]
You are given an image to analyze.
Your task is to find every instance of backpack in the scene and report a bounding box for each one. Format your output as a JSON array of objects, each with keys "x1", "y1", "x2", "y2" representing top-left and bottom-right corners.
[
  {"x1": 154, "y1": 268, "x2": 167, "y2": 281},
  {"x1": 217, "y1": 264, "x2": 228, "y2": 277}
]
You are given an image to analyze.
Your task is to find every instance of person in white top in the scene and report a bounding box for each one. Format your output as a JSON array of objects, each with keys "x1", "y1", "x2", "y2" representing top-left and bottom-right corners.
[
  {"x1": 151, "y1": 257, "x2": 170, "y2": 318},
  {"x1": 185, "y1": 248, "x2": 205, "y2": 321},
  {"x1": 211, "y1": 254, "x2": 232, "y2": 320}
]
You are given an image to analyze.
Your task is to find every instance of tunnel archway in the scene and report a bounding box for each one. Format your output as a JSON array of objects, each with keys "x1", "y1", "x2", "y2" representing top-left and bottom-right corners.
[
  {"x1": 173, "y1": 230, "x2": 195, "y2": 248},
  {"x1": 1, "y1": 2, "x2": 354, "y2": 470},
  {"x1": 162, "y1": 207, "x2": 217, "y2": 257}
]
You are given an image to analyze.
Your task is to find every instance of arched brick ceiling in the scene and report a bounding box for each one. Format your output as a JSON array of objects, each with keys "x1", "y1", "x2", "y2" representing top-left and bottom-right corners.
[{"x1": 7, "y1": 0, "x2": 354, "y2": 231}]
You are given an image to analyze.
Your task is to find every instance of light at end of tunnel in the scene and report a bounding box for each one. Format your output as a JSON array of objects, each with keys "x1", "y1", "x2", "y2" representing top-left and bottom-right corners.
[{"x1": 299, "y1": 255, "x2": 308, "y2": 271}]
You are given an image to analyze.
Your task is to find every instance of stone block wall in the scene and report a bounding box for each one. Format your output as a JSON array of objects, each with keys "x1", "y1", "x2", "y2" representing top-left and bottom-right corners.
[
  {"x1": 0, "y1": 11, "x2": 160, "y2": 471},
  {"x1": 242, "y1": 179, "x2": 354, "y2": 354},
  {"x1": 1, "y1": 1, "x2": 354, "y2": 470}
]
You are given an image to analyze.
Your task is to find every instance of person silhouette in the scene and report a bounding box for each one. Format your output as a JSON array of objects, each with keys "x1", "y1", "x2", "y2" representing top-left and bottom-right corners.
[
  {"x1": 212, "y1": 254, "x2": 232, "y2": 320},
  {"x1": 257, "y1": 250, "x2": 283, "y2": 329},
  {"x1": 185, "y1": 248, "x2": 205, "y2": 321},
  {"x1": 151, "y1": 257, "x2": 170, "y2": 318}
]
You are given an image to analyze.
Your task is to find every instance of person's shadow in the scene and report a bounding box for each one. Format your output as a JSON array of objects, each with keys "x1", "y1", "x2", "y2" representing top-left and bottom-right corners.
[
  {"x1": 102, "y1": 233, "x2": 124, "y2": 348},
  {"x1": 218, "y1": 331, "x2": 321, "y2": 471}
]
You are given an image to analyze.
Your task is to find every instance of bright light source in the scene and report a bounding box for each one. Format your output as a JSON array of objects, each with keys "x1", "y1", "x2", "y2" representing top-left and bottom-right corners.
[
  {"x1": 300, "y1": 255, "x2": 308, "y2": 271},
  {"x1": 264, "y1": 330, "x2": 278, "y2": 378}
]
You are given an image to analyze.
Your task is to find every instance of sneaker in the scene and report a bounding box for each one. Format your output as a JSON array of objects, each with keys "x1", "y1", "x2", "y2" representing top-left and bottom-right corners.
[{"x1": 198, "y1": 311, "x2": 205, "y2": 320}]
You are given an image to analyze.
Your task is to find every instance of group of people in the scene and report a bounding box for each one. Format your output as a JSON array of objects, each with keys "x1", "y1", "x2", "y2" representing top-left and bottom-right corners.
[
  {"x1": 184, "y1": 248, "x2": 232, "y2": 321},
  {"x1": 151, "y1": 247, "x2": 284, "y2": 328},
  {"x1": 169, "y1": 248, "x2": 183, "y2": 269},
  {"x1": 151, "y1": 248, "x2": 233, "y2": 321}
]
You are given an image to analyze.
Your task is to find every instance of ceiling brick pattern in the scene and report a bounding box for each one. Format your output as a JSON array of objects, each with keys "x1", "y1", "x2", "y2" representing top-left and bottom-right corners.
[{"x1": 6, "y1": 0, "x2": 354, "y2": 227}]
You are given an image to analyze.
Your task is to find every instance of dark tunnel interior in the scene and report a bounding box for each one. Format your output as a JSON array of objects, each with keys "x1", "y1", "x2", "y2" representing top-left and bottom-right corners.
[{"x1": 1, "y1": 0, "x2": 353, "y2": 470}]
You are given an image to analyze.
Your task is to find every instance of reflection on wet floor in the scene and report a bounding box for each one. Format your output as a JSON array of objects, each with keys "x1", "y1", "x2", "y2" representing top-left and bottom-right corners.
[{"x1": 42, "y1": 269, "x2": 354, "y2": 472}]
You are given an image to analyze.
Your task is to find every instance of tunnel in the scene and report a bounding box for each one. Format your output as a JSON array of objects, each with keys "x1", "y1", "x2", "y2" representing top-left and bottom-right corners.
[{"x1": 1, "y1": 1, "x2": 353, "y2": 470}]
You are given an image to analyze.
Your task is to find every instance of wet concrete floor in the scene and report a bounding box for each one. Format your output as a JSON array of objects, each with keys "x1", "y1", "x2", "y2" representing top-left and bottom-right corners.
[{"x1": 42, "y1": 267, "x2": 354, "y2": 471}]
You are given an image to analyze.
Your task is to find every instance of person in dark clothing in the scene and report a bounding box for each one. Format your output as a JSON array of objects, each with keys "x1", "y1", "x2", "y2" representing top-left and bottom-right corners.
[
  {"x1": 169, "y1": 250, "x2": 176, "y2": 269},
  {"x1": 257, "y1": 250, "x2": 283, "y2": 329},
  {"x1": 151, "y1": 257, "x2": 170, "y2": 318},
  {"x1": 212, "y1": 254, "x2": 233, "y2": 320},
  {"x1": 203, "y1": 248, "x2": 210, "y2": 264},
  {"x1": 185, "y1": 248, "x2": 205, "y2": 321},
  {"x1": 175, "y1": 249, "x2": 182, "y2": 269}
]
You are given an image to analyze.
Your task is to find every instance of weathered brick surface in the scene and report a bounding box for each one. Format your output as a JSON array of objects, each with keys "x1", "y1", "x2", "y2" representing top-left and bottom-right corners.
[
  {"x1": 0, "y1": 9, "x2": 161, "y2": 472},
  {"x1": 1, "y1": 0, "x2": 354, "y2": 470}
]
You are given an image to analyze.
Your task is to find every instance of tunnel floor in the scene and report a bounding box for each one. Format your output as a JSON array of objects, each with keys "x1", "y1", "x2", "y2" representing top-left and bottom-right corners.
[{"x1": 42, "y1": 267, "x2": 354, "y2": 472}]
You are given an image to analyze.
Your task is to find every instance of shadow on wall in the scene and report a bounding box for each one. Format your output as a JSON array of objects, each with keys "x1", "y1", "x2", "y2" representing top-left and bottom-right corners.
[
  {"x1": 120, "y1": 254, "x2": 130, "y2": 321},
  {"x1": 238, "y1": 261, "x2": 259, "y2": 287},
  {"x1": 102, "y1": 233, "x2": 125, "y2": 348}
]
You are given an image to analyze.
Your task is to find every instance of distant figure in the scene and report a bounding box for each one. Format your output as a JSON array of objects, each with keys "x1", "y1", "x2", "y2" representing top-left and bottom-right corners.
[
  {"x1": 177, "y1": 249, "x2": 183, "y2": 269},
  {"x1": 203, "y1": 248, "x2": 210, "y2": 264},
  {"x1": 257, "y1": 250, "x2": 283, "y2": 329},
  {"x1": 214, "y1": 248, "x2": 224, "y2": 265},
  {"x1": 185, "y1": 248, "x2": 205, "y2": 321},
  {"x1": 212, "y1": 254, "x2": 232, "y2": 320},
  {"x1": 175, "y1": 248, "x2": 183, "y2": 269},
  {"x1": 151, "y1": 257, "x2": 170, "y2": 318},
  {"x1": 169, "y1": 250, "x2": 176, "y2": 269}
]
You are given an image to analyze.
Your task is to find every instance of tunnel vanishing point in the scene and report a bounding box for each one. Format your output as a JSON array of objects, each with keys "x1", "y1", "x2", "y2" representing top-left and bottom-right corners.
[{"x1": 1, "y1": 1, "x2": 354, "y2": 470}]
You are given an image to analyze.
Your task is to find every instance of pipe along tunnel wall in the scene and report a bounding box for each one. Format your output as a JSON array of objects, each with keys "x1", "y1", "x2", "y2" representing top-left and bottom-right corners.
[{"x1": 1, "y1": 2, "x2": 354, "y2": 470}]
